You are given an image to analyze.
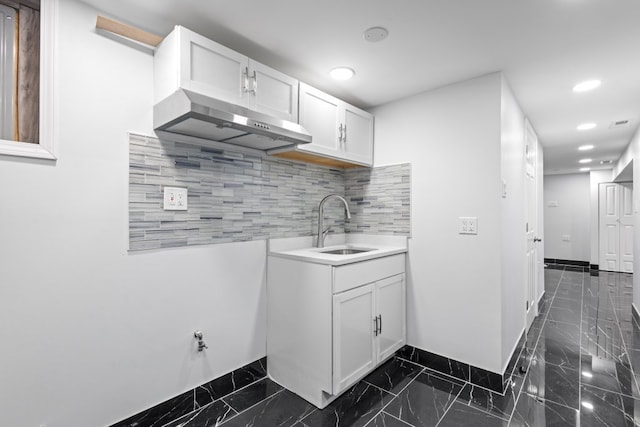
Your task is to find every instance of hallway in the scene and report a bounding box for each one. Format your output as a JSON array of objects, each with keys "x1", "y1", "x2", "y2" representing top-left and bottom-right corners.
[{"x1": 149, "y1": 265, "x2": 639, "y2": 426}]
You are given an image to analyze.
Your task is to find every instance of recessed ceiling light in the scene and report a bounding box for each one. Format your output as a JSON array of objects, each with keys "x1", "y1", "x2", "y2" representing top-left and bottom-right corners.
[
  {"x1": 577, "y1": 123, "x2": 597, "y2": 131},
  {"x1": 580, "y1": 167, "x2": 591, "y2": 172},
  {"x1": 330, "y1": 67, "x2": 355, "y2": 81},
  {"x1": 573, "y1": 80, "x2": 601, "y2": 92},
  {"x1": 578, "y1": 144, "x2": 594, "y2": 151},
  {"x1": 579, "y1": 158, "x2": 592, "y2": 164}
]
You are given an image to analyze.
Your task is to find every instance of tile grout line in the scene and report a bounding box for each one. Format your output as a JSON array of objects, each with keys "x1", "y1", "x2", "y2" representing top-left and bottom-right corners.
[
  {"x1": 578, "y1": 265, "x2": 585, "y2": 415},
  {"x1": 362, "y1": 364, "x2": 428, "y2": 425},
  {"x1": 601, "y1": 272, "x2": 640, "y2": 398},
  {"x1": 510, "y1": 264, "x2": 565, "y2": 418},
  {"x1": 219, "y1": 387, "x2": 286, "y2": 426}
]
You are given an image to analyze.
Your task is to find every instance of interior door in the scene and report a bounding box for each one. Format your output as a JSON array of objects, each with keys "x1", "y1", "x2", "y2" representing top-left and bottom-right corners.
[
  {"x1": 525, "y1": 119, "x2": 539, "y2": 331},
  {"x1": 600, "y1": 182, "x2": 634, "y2": 273},
  {"x1": 599, "y1": 183, "x2": 621, "y2": 271},
  {"x1": 332, "y1": 284, "x2": 376, "y2": 395},
  {"x1": 620, "y1": 183, "x2": 634, "y2": 273}
]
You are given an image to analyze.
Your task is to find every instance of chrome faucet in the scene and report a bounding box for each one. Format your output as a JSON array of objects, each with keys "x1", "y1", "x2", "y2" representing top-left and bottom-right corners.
[{"x1": 317, "y1": 194, "x2": 351, "y2": 248}]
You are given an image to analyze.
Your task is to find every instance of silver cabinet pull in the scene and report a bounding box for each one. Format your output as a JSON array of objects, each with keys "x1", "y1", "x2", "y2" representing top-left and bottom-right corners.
[
  {"x1": 377, "y1": 315, "x2": 382, "y2": 334},
  {"x1": 242, "y1": 67, "x2": 250, "y2": 93},
  {"x1": 343, "y1": 124, "x2": 347, "y2": 143},
  {"x1": 338, "y1": 124, "x2": 344, "y2": 143},
  {"x1": 250, "y1": 70, "x2": 257, "y2": 94},
  {"x1": 373, "y1": 317, "x2": 378, "y2": 336}
]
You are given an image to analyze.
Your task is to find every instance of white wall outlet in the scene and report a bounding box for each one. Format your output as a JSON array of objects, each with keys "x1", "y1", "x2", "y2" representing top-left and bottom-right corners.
[
  {"x1": 562, "y1": 234, "x2": 570, "y2": 242},
  {"x1": 163, "y1": 187, "x2": 188, "y2": 211},
  {"x1": 547, "y1": 201, "x2": 559, "y2": 207},
  {"x1": 459, "y1": 217, "x2": 478, "y2": 235}
]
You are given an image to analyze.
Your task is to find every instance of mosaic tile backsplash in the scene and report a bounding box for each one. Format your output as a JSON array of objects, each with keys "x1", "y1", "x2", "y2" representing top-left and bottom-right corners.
[{"x1": 129, "y1": 134, "x2": 410, "y2": 250}]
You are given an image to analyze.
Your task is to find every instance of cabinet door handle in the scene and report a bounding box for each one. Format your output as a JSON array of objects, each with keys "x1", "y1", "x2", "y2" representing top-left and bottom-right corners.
[
  {"x1": 242, "y1": 67, "x2": 250, "y2": 93},
  {"x1": 377, "y1": 315, "x2": 382, "y2": 334},
  {"x1": 250, "y1": 70, "x2": 257, "y2": 95},
  {"x1": 373, "y1": 317, "x2": 378, "y2": 336},
  {"x1": 343, "y1": 124, "x2": 347, "y2": 143},
  {"x1": 338, "y1": 124, "x2": 344, "y2": 143}
]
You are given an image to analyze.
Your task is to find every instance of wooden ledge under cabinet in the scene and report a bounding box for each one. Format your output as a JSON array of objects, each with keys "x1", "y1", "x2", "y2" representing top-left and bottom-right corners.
[{"x1": 271, "y1": 150, "x2": 369, "y2": 169}]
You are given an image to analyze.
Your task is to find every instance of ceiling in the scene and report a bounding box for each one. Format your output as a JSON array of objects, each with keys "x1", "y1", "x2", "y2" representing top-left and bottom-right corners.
[{"x1": 80, "y1": 0, "x2": 640, "y2": 175}]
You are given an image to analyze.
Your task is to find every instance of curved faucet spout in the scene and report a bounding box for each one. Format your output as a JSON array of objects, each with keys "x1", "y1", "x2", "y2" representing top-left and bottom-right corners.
[{"x1": 317, "y1": 194, "x2": 351, "y2": 248}]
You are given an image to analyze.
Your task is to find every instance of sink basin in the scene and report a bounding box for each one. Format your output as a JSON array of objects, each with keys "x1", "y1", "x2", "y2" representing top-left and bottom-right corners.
[{"x1": 320, "y1": 248, "x2": 373, "y2": 255}]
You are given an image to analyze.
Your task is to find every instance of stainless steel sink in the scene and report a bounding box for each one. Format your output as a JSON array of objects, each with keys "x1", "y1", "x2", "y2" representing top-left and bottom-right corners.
[{"x1": 320, "y1": 248, "x2": 373, "y2": 255}]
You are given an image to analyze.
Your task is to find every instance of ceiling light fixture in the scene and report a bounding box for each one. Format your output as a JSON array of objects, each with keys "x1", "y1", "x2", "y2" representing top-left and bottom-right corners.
[
  {"x1": 580, "y1": 167, "x2": 591, "y2": 172},
  {"x1": 573, "y1": 80, "x2": 601, "y2": 92},
  {"x1": 577, "y1": 123, "x2": 597, "y2": 131},
  {"x1": 579, "y1": 158, "x2": 592, "y2": 164},
  {"x1": 578, "y1": 144, "x2": 594, "y2": 151},
  {"x1": 330, "y1": 67, "x2": 355, "y2": 81}
]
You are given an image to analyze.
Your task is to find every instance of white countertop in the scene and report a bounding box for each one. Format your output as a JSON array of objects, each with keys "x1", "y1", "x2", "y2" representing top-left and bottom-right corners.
[{"x1": 268, "y1": 234, "x2": 408, "y2": 266}]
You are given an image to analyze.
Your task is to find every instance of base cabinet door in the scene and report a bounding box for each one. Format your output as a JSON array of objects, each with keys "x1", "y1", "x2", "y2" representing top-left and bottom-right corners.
[
  {"x1": 376, "y1": 274, "x2": 406, "y2": 361},
  {"x1": 332, "y1": 284, "x2": 376, "y2": 395}
]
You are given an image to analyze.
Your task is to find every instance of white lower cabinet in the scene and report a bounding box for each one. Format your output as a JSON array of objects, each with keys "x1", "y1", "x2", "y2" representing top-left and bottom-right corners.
[
  {"x1": 267, "y1": 254, "x2": 406, "y2": 408},
  {"x1": 332, "y1": 274, "x2": 405, "y2": 395}
]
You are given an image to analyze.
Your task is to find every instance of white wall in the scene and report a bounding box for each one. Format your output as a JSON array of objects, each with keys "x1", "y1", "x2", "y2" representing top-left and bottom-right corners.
[
  {"x1": 589, "y1": 170, "x2": 613, "y2": 265},
  {"x1": 543, "y1": 173, "x2": 591, "y2": 262},
  {"x1": 0, "y1": 1, "x2": 266, "y2": 426},
  {"x1": 613, "y1": 126, "x2": 640, "y2": 314},
  {"x1": 499, "y1": 77, "x2": 526, "y2": 371},
  {"x1": 372, "y1": 73, "x2": 505, "y2": 373}
]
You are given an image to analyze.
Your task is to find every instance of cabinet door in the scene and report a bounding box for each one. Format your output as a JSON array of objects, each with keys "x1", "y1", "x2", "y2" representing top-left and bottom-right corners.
[
  {"x1": 342, "y1": 104, "x2": 374, "y2": 165},
  {"x1": 249, "y1": 60, "x2": 298, "y2": 123},
  {"x1": 332, "y1": 284, "x2": 376, "y2": 395},
  {"x1": 298, "y1": 83, "x2": 341, "y2": 157},
  {"x1": 375, "y1": 274, "x2": 406, "y2": 361},
  {"x1": 179, "y1": 27, "x2": 249, "y2": 107}
]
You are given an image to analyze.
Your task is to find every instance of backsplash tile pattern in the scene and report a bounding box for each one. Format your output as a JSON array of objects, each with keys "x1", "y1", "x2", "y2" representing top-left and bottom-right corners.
[
  {"x1": 345, "y1": 164, "x2": 411, "y2": 235},
  {"x1": 129, "y1": 134, "x2": 410, "y2": 250}
]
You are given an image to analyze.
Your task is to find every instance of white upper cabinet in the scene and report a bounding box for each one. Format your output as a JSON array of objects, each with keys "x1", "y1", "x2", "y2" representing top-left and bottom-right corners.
[
  {"x1": 298, "y1": 83, "x2": 374, "y2": 166},
  {"x1": 155, "y1": 26, "x2": 299, "y2": 123},
  {"x1": 250, "y1": 61, "x2": 299, "y2": 123}
]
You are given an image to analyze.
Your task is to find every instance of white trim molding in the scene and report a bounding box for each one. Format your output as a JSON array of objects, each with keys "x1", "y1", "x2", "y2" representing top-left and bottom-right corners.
[{"x1": 0, "y1": 0, "x2": 57, "y2": 160}]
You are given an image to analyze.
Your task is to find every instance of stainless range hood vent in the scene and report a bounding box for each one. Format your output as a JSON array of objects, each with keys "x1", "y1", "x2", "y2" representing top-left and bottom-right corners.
[{"x1": 154, "y1": 89, "x2": 312, "y2": 151}]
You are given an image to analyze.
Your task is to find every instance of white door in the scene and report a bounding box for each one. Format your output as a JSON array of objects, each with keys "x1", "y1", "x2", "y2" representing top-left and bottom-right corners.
[
  {"x1": 525, "y1": 119, "x2": 539, "y2": 331},
  {"x1": 620, "y1": 183, "x2": 634, "y2": 273},
  {"x1": 375, "y1": 274, "x2": 406, "y2": 361},
  {"x1": 249, "y1": 60, "x2": 299, "y2": 123},
  {"x1": 342, "y1": 104, "x2": 374, "y2": 165},
  {"x1": 599, "y1": 183, "x2": 634, "y2": 273},
  {"x1": 179, "y1": 27, "x2": 249, "y2": 107},
  {"x1": 332, "y1": 284, "x2": 376, "y2": 395},
  {"x1": 298, "y1": 83, "x2": 341, "y2": 157}
]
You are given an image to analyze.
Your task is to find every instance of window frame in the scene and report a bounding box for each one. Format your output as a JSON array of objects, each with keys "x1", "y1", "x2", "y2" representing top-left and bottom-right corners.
[{"x1": 0, "y1": 0, "x2": 56, "y2": 160}]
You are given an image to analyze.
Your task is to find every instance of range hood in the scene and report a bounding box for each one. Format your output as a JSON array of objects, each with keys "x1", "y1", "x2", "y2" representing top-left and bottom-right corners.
[{"x1": 154, "y1": 89, "x2": 312, "y2": 151}]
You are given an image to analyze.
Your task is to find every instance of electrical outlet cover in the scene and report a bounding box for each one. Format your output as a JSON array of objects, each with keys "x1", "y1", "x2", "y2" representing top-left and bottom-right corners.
[{"x1": 164, "y1": 187, "x2": 188, "y2": 211}]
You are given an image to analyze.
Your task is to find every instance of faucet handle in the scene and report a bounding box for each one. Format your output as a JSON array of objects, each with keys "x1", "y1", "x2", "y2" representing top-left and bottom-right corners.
[{"x1": 322, "y1": 226, "x2": 332, "y2": 238}]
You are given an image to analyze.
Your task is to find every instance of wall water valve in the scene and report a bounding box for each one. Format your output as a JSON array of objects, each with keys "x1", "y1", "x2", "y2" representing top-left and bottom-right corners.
[{"x1": 194, "y1": 330, "x2": 208, "y2": 351}]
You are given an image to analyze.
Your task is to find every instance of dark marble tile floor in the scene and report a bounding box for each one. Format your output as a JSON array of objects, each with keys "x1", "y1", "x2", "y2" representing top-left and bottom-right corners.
[{"x1": 170, "y1": 265, "x2": 640, "y2": 426}]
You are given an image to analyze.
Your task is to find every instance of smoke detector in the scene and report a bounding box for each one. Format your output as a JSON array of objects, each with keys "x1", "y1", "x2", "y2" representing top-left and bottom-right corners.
[
  {"x1": 363, "y1": 27, "x2": 389, "y2": 42},
  {"x1": 610, "y1": 119, "x2": 630, "y2": 129}
]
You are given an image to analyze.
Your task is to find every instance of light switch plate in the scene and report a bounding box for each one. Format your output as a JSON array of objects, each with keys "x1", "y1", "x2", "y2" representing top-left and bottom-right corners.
[
  {"x1": 459, "y1": 217, "x2": 478, "y2": 235},
  {"x1": 163, "y1": 187, "x2": 188, "y2": 211}
]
